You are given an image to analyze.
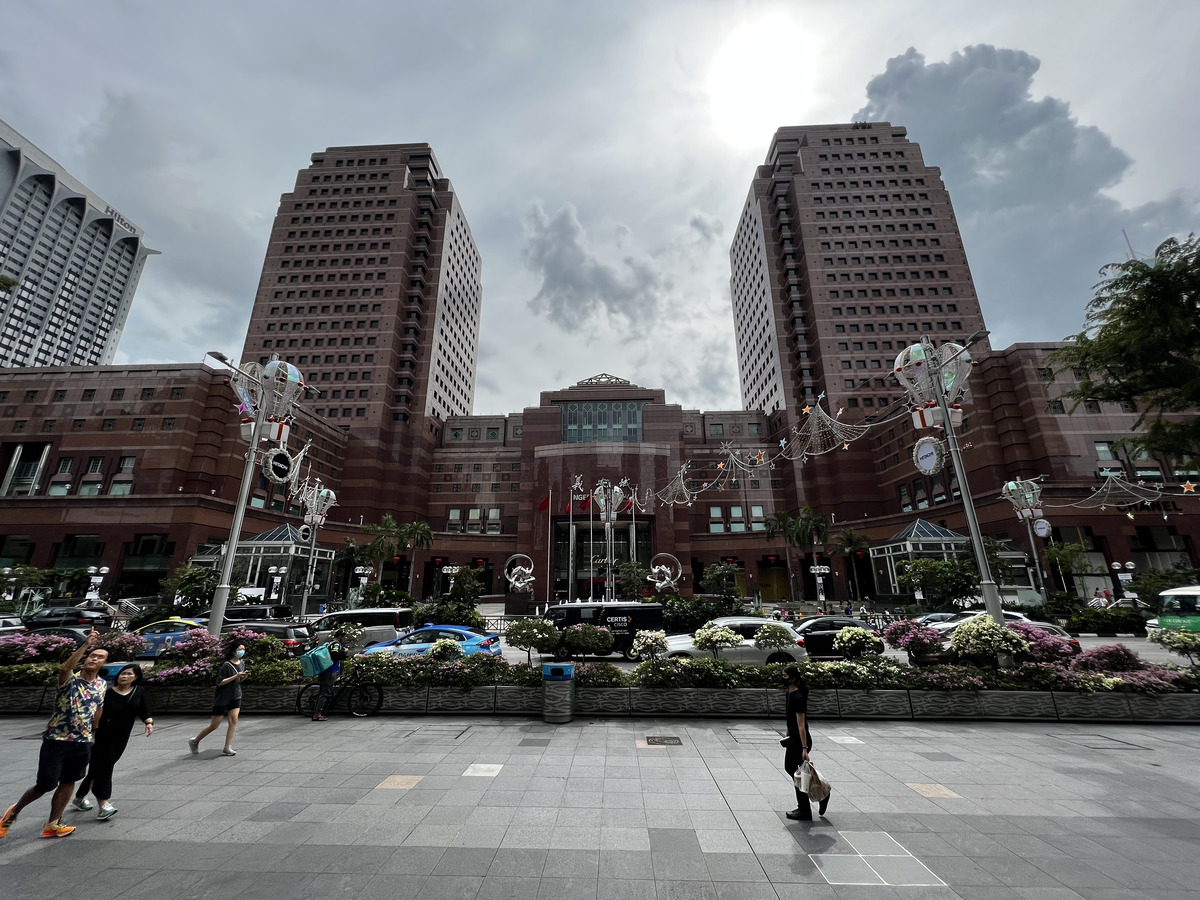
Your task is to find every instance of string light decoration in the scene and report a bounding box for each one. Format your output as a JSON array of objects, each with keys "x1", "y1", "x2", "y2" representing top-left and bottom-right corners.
[
  {"x1": 778, "y1": 397, "x2": 870, "y2": 462},
  {"x1": 1050, "y1": 472, "x2": 1163, "y2": 510}
]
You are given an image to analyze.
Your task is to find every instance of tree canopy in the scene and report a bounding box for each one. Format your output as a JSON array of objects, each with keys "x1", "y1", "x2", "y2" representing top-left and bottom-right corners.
[{"x1": 1051, "y1": 234, "x2": 1200, "y2": 462}]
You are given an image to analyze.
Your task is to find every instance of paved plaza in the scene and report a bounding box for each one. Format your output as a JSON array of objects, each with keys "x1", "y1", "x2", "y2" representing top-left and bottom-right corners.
[{"x1": 1, "y1": 709, "x2": 1198, "y2": 899}]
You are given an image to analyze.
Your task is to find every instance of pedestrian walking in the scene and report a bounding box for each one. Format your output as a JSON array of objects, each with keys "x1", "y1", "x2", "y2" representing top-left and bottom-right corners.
[
  {"x1": 312, "y1": 629, "x2": 350, "y2": 721},
  {"x1": 0, "y1": 631, "x2": 108, "y2": 839},
  {"x1": 71, "y1": 664, "x2": 153, "y2": 820},
  {"x1": 188, "y1": 642, "x2": 246, "y2": 757},
  {"x1": 780, "y1": 664, "x2": 830, "y2": 821}
]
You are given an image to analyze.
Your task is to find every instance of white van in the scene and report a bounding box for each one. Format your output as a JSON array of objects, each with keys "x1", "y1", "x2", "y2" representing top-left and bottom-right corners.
[{"x1": 309, "y1": 608, "x2": 414, "y2": 649}]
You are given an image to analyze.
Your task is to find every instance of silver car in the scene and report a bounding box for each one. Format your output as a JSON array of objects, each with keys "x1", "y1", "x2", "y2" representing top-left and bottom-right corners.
[{"x1": 664, "y1": 616, "x2": 808, "y2": 663}]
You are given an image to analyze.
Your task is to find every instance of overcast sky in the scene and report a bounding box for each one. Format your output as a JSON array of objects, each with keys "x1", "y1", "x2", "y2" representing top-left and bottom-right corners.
[{"x1": 1, "y1": 1, "x2": 1195, "y2": 416}]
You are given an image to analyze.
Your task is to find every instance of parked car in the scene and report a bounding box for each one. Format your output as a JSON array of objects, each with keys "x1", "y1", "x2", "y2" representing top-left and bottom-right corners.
[
  {"x1": 913, "y1": 612, "x2": 957, "y2": 626},
  {"x1": 663, "y1": 616, "x2": 808, "y2": 664},
  {"x1": 22, "y1": 606, "x2": 113, "y2": 630},
  {"x1": 219, "y1": 620, "x2": 313, "y2": 657},
  {"x1": 221, "y1": 604, "x2": 295, "y2": 622},
  {"x1": 1145, "y1": 617, "x2": 1160, "y2": 633},
  {"x1": 0, "y1": 615, "x2": 28, "y2": 637},
  {"x1": 544, "y1": 602, "x2": 665, "y2": 660},
  {"x1": 132, "y1": 617, "x2": 206, "y2": 658},
  {"x1": 309, "y1": 608, "x2": 415, "y2": 649},
  {"x1": 792, "y1": 616, "x2": 883, "y2": 658},
  {"x1": 928, "y1": 610, "x2": 1030, "y2": 635},
  {"x1": 363, "y1": 624, "x2": 501, "y2": 658}
]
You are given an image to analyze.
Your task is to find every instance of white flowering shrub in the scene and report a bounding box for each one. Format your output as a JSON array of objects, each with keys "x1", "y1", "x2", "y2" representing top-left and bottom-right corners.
[
  {"x1": 950, "y1": 615, "x2": 1030, "y2": 658},
  {"x1": 831, "y1": 626, "x2": 884, "y2": 659},
  {"x1": 692, "y1": 622, "x2": 743, "y2": 659},
  {"x1": 753, "y1": 623, "x2": 797, "y2": 652},
  {"x1": 427, "y1": 638, "x2": 464, "y2": 660},
  {"x1": 631, "y1": 630, "x2": 668, "y2": 661}
]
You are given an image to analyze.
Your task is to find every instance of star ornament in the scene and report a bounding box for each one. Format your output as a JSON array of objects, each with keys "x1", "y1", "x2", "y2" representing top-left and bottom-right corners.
[
  {"x1": 803, "y1": 405, "x2": 812, "y2": 414},
  {"x1": 842, "y1": 442, "x2": 850, "y2": 450},
  {"x1": 1184, "y1": 481, "x2": 1196, "y2": 493}
]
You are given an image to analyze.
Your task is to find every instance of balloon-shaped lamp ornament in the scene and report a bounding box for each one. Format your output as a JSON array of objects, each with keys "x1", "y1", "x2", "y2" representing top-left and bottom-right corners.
[{"x1": 895, "y1": 341, "x2": 973, "y2": 430}]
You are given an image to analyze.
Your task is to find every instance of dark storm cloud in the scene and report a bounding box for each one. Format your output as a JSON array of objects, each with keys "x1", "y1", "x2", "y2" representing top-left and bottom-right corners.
[
  {"x1": 689, "y1": 212, "x2": 723, "y2": 243},
  {"x1": 854, "y1": 45, "x2": 1199, "y2": 343},
  {"x1": 521, "y1": 202, "x2": 667, "y2": 331},
  {"x1": 73, "y1": 93, "x2": 267, "y2": 359}
]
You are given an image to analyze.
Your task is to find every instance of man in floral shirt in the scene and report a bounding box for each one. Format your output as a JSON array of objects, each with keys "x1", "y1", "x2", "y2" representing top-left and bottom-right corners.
[{"x1": 0, "y1": 630, "x2": 108, "y2": 839}]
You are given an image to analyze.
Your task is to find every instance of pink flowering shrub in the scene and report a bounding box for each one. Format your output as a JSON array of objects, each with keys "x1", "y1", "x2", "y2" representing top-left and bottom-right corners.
[
  {"x1": 883, "y1": 620, "x2": 943, "y2": 656},
  {"x1": 219, "y1": 626, "x2": 289, "y2": 662},
  {"x1": 156, "y1": 628, "x2": 221, "y2": 665},
  {"x1": 0, "y1": 633, "x2": 77, "y2": 664},
  {"x1": 1008, "y1": 623, "x2": 1076, "y2": 664},
  {"x1": 93, "y1": 631, "x2": 149, "y2": 660},
  {"x1": 1071, "y1": 643, "x2": 1144, "y2": 673},
  {"x1": 143, "y1": 658, "x2": 218, "y2": 686}
]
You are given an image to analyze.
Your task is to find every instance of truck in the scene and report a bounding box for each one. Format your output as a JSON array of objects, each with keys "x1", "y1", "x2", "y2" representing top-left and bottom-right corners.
[{"x1": 543, "y1": 602, "x2": 664, "y2": 660}]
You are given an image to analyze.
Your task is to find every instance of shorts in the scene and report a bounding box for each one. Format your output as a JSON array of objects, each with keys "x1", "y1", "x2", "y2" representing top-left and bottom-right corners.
[
  {"x1": 211, "y1": 699, "x2": 242, "y2": 717},
  {"x1": 35, "y1": 739, "x2": 91, "y2": 793}
]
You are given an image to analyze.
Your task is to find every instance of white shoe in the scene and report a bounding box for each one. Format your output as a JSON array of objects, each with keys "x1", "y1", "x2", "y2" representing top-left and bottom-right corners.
[
  {"x1": 221, "y1": 747, "x2": 237, "y2": 757},
  {"x1": 96, "y1": 804, "x2": 117, "y2": 820},
  {"x1": 70, "y1": 797, "x2": 92, "y2": 812},
  {"x1": 188, "y1": 738, "x2": 199, "y2": 755}
]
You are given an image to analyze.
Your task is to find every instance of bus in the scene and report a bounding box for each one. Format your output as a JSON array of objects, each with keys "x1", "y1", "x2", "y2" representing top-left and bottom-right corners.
[{"x1": 1157, "y1": 585, "x2": 1200, "y2": 632}]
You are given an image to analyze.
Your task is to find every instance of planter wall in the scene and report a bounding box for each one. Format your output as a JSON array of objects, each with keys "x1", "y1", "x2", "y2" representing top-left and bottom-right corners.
[{"x1": 1, "y1": 681, "x2": 1196, "y2": 723}]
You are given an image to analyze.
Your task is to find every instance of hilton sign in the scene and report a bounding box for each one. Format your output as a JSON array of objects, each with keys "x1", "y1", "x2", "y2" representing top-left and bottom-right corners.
[{"x1": 104, "y1": 205, "x2": 137, "y2": 233}]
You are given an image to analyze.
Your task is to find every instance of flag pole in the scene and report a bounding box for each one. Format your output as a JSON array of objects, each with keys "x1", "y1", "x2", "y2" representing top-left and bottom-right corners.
[{"x1": 545, "y1": 486, "x2": 553, "y2": 609}]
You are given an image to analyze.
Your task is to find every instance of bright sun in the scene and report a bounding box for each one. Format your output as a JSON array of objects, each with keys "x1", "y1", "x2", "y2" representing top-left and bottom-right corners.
[{"x1": 706, "y1": 12, "x2": 823, "y2": 150}]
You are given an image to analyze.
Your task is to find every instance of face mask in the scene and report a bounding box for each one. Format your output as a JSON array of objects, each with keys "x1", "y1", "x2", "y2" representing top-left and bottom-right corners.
[{"x1": 236, "y1": 650, "x2": 245, "y2": 659}]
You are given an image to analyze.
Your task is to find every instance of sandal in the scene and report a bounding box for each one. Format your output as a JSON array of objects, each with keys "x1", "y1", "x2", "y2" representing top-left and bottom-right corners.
[{"x1": 312, "y1": 715, "x2": 329, "y2": 722}]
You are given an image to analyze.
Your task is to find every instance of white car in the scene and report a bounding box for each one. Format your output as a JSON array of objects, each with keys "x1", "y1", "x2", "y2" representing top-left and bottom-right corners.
[
  {"x1": 929, "y1": 610, "x2": 1030, "y2": 635},
  {"x1": 664, "y1": 616, "x2": 808, "y2": 663},
  {"x1": 1145, "y1": 617, "x2": 1160, "y2": 633}
]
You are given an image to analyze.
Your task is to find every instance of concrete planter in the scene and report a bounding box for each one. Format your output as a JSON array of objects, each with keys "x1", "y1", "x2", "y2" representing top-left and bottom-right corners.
[
  {"x1": 240, "y1": 685, "x2": 299, "y2": 711},
  {"x1": 835, "y1": 689, "x2": 913, "y2": 719},
  {"x1": 575, "y1": 687, "x2": 631, "y2": 716},
  {"x1": 630, "y1": 688, "x2": 768, "y2": 717},
  {"x1": 380, "y1": 688, "x2": 428, "y2": 713},
  {"x1": 978, "y1": 690, "x2": 1057, "y2": 720},
  {"x1": 1127, "y1": 693, "x2": 1200, "y2": 723},
  {"x1": 4, "y1": 686, "x2": 47, "y2": 713},
  {"x1": 910, "y1": 690, "x2": 983, "y2": 718},
  {"x1": 427, "y1": 686, "x2": 496, "y2": 713},
  {"x1": 495, "y1": 685, "x2": 542, "y2": 715},
  {"x1": 164, "y1": 686, "x2": 214, "y2": 713},
  {"x1": 1051, "y1": 692, "x2": 1133, "y2": 721}
]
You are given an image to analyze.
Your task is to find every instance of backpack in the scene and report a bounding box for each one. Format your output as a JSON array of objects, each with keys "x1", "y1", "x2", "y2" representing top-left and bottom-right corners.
[{"x1": 299, "y1": 643, "x2": 334, "y2": 678}]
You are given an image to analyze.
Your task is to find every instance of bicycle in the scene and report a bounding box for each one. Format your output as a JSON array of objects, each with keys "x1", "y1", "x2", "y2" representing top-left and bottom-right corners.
[{"x1": 295, "y1": 673, "x2": 383, "y2": 718}]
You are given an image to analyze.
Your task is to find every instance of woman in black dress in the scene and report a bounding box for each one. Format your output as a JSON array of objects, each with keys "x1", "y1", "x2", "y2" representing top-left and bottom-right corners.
[
  {"x1": 188, "y1": 642, "x2": 246, "y2": 757},
  {"x1": 71, "y1": 664, "x2": 153, "y2": 820},
  {"x1": 781, "y1": 664, "x2": 829, "y2": 821}
]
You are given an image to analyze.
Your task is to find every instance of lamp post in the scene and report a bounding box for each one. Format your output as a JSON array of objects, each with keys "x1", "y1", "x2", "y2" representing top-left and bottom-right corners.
[
  {"x1": 267, "y1": 565, "x2": 288, "y2": 602},
  {"x1": 810, "y1": 564, "x2": 831, "y2": 612},
  {"x1": 353, "y1": 566, "x2": 371, "y2": 606},
  {"x1": 85, "y1": 566, "x2": 110, "y2": 602},
  {"x1": 1111, "y1": 560, "x2": 1137, "y2": 601},
  {"x1": 895, "y1": 331, "x2": 1005, "y2": 625},
  {"x1": 295, "y1": 478, "x2": 337, "y2": 618},
  {"x1": 205, "y1": 352, "x2": 307, "y2": 636},
  {"x1": 1000, "y1": 478, "x2": 1050, "y2": 605},
  {"x1": 592, "y1": 478, "x2": 629, "y2": 603}
]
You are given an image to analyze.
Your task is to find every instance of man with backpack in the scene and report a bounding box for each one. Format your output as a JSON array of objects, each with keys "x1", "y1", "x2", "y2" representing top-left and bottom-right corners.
[{"x1": 312, "y1": 629, "x2": 349, "y2": 722}]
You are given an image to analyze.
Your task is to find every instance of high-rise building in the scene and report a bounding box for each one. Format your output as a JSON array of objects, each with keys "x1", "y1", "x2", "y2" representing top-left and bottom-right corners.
[
  {"x1": 0, "y1": 119, "x2": 157, "y2": 369},
  {"x1": 730, "y1": 122, "x2": 990, "y2": 519},
  {"x1": 240, "y1": 143, "x2": 482, "y2": 521}
]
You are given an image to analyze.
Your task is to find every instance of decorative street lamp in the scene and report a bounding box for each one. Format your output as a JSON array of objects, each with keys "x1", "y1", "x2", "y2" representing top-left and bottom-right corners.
[
  {"x1": 895, "y1": 331, "x2": 1006, "y2": 625},
  {"x1": 592, "y1": 478, "x2": 629, "y2": 603},
  {"x1": 267, "y1": 565, "x2": 289, "y2": 602},
  {"x1": 204, "y1": 352, "x2": 308, "y2": 635},
  {"x1": 293, "y1": 475, "x2": 337, "y2": 618},
  {"x1": 809, "y1": 564, "x2": 831, "y2": 611},
  {"x1": 1001, "y1": 477, "x2": 1050, "y2": 605},
  {"x1": 85, "y1": 565, "x2": 110, "y2": 601}
]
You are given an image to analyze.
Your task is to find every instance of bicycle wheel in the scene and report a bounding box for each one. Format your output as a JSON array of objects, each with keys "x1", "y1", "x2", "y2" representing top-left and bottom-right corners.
[
  {"x1": 347, "y1": 681, "x2": 382, "y2": 717},
  {"x1": 296, "y1": 684, "x2": 321, "y2": 718}
]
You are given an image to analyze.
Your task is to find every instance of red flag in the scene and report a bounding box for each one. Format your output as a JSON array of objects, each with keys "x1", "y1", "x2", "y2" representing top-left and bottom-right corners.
[
  {"x1": 564, "y1": 499, "x2": 572, "y2": 514},
  {"x1": 537, "y1": 495, "x2": 550, "y2": 512},
  {"x1": 579, "y1": 496, "x2": 592, "y2": 511}
]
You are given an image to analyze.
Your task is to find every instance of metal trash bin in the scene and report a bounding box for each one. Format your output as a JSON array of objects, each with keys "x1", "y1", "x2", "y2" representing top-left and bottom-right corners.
[{"x1": 542, "y1": 662, "x2": 574, "y2": 724}]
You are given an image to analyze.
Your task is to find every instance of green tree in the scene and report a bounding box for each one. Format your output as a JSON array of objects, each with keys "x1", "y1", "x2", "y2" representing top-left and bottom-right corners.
[
  {"x1": 700, "y1": 562, "x2": 743, "y2": 603},
  {"x1": 334, "y1": 538, "x2": 373, "y2": 603},
  {"x1": 897, "y1": 557, "x2": 977, "y2": 609},
  {"x1": 158, "y1": 565, "x2": 219, "y2": 613},
  {"x1": 1129, "y1": 561, "x2": 1199, "y2": 605},
  {"x1": 0, "y1": 275, "x2": 16, "y2": 292},
  {"x1": 829, "y1": 527, "x2": 871, "y2": 603},
  {"x1": 1041, "y1": 540, "x2": 1093, "y2": 595},
  {"x1": 362, "y1": 513, "x2": 405, "y2": 582},
  {"x1": 1051, "y1": 234, "x2": 1200, "y2": 463},
  {"x1": 613, "y1": 560, "x2": 650, "y2": 602}
]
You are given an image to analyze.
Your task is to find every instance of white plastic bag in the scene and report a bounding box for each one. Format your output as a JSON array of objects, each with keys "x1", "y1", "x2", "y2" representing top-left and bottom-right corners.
[{"x1": 795, "y1": 760, "x2": 813, "y2": 793}]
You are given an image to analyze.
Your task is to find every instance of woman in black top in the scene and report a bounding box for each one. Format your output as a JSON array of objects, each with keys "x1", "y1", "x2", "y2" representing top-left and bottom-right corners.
[
  {"x1": 781, "y1": 664, "x2": 829, "y2": 821},
  {"x1": 71, "y1": 664, "x2": 153, "y2": 820},
  {"x1": 188, "y1": 642, "x2": 247, "y2": 758}
]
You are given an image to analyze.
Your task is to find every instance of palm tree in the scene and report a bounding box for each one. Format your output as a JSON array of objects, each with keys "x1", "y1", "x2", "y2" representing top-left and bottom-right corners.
[
  {"x1": 333, "y1": 538, "x2": 373, "y2": 603},
  {"x1": 363, "y1": 513, "x2": 405, "y2": 582},
  {"x1": 765, "y1": 507, "x2": 831, "y2": 605},
  {"x1": 401, "y1": 520, "x2": 434, "y2": 595},
  {"x1": 829, "y1": 527, "x2": 871, "y2": 605},
  {"x1": 764, "y1": 510, "x2": 802, "y2": 603}
]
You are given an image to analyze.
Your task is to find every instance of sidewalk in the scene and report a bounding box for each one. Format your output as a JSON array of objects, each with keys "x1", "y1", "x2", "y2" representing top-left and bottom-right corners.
[{"x1": 1, "y1": 711, "x2": 1198, "y2": 898}]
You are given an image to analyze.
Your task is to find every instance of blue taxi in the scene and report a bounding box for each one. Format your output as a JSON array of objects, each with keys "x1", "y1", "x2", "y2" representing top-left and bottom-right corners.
[
  {"x1": 132, "y1": 617, "x2": 206, "y2": 658},
  {"x1": 362, "y1": 624, "x2": 501, "y2": 658}
]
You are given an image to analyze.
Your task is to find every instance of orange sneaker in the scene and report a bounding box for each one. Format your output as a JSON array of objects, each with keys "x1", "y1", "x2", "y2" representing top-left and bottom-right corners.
[
  {"x1": 40, "y1": 822, "x2": 75, "y2": 839},
  {"x1": 0, "y1": 805, "x2": 16, "y2": 838}
]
